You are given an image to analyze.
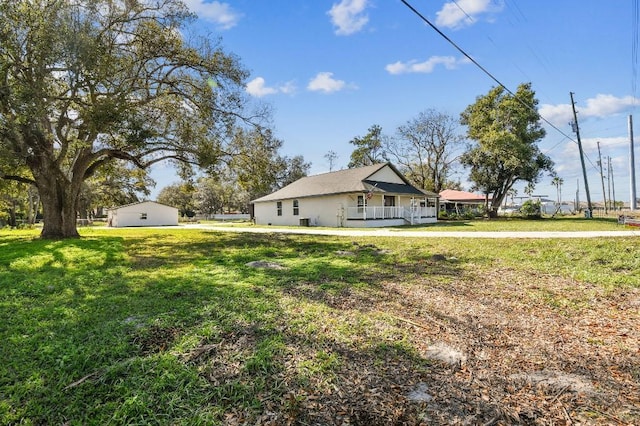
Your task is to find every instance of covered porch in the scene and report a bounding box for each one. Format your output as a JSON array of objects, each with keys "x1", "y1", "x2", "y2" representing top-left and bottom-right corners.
[{"x1": 343, "y1": 188, "x2": 438, "y2": 227}]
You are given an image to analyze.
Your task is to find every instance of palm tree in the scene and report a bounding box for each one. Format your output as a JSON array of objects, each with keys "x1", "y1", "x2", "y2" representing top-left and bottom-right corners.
[
  {"x1": 524, "y1": 182, "x2": 535, "y2": 199},
  {"x1": 551, "y1": 176, "x2": 564, "y2": 205}
]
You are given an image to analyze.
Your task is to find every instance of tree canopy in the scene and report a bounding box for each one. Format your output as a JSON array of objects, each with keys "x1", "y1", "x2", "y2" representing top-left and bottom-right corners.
[
  {"x1": 0, "y1": 0, "x2": 257, "y2": 238},
  {"x1": 78, "y1": 160, "x2": 153, "y2": 218},
  {"x1": 460, "y1": 83, "x2": 553, "y2": 217},
  {"x1": 227, "y1": 127, "x2": 310, "y2": 201},
  {"x1": 194, "y1": 173, "x2": 248, "y2": 215},
  {"x1": 347, "y1": 125, "x2": 386, "y2": 168},
  {"x1": 157, "y1": 181, "x2": 196, "y2": 218}
]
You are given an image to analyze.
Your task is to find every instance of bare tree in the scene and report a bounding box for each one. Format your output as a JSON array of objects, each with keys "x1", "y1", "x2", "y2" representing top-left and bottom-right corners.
[
  {"x1": 385, "y1": 110, "x2": 464, "y2": 193},
  {"x1": 324, "y1": 150, "x2": 339, "y2": 171}
]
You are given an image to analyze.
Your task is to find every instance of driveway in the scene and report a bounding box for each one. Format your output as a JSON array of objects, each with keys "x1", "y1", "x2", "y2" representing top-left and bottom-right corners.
[{"x1": 180, "y1": 224, "x2": 640, "y2": 238}]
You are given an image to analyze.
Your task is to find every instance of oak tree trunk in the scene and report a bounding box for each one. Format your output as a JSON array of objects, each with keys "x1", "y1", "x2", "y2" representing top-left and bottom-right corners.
[
  {"x1": 35, "y1": 173, "x2": 81, "y2": 239},
  {"x1": 8, "y1": 202, "x2": 17, "y2": 228}
]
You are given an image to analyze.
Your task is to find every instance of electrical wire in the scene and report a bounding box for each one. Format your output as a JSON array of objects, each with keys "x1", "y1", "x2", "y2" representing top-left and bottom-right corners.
[
  {"x1": 504, "y1": 0, "x2": 527, "y2": 24},
  {"x1": 543, "y1": 136, "x2": 569, "y2": 154},
  {"x1": 398, "y1": 0, "x2": 578, "y2": 144},
  {"x1": 449, "y1": 0, "x2": 475, "y2": 24}
]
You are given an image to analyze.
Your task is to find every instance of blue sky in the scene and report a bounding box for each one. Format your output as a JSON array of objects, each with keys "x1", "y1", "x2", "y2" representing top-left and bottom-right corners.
[{"x1": 152, "y1": 0, "x2": 639, "y2": 206}]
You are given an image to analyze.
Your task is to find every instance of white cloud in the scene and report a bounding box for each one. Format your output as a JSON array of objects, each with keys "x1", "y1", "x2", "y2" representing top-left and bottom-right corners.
[
  {"x1": 246, "y1": 77, "x2": 297, "y2": 98},
  {"x1": 540, "y1": 94, "x2": 636, "y2": 127},
  {"x1": 581, "y1": 136, "x2": 629, "y2": 152},
  {"x1": 556, "y1": 135, "x2": 629, "y2": 163},
  {"x1": 182, "y1": 0, "x2": 241, "y2": 30},
  {"x1": 246, "y1": 77, "x2": 277, "y2": 97},
  {"x1": 435, "y1": 0, "x2": 502, "y2": 29},
  {"x1": 279, "y1": 81, "x2": 297, "y2": 95},
  {"x1": 385, "y1": 56, "x2": 468, "y2": 74},
  {"x1": 538, "y1": 103, "x2": 573, "y2": 128},
  {"x1": 327, "y1": 0, "x2": 369, "y2": 36},
  {"x1": 307, "y1": 72, "x2": 351, "y2": 93},
  {"x1": 583, "y1": 94, "x2": 636, "y2": 117}
]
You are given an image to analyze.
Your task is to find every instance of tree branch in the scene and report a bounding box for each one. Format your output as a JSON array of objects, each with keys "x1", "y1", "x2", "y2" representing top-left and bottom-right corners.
[{"x1": 2, "y1": 174, "x2": 36, "y2": 186}]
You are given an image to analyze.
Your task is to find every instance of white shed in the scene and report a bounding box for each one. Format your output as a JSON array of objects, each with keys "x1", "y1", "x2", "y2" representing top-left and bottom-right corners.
[{"x1": 107, "y1": 201, "x2": 178, "y2": 227}]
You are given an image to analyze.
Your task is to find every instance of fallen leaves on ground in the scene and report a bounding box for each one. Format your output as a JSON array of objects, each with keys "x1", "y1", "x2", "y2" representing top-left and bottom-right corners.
[{"x1": 188, "y1": 262, "x2": 639, "y2": 425}]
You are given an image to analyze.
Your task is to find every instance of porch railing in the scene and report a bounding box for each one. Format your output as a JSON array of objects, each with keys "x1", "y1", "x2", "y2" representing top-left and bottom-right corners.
[{"x1": 346, "y1": 206, "x2": 436, "y2": 220}]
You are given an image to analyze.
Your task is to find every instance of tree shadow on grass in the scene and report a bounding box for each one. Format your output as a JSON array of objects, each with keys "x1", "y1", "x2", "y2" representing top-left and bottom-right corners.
[{"x1": 0, "y1": 230, "x2": 500, "y2": 425}]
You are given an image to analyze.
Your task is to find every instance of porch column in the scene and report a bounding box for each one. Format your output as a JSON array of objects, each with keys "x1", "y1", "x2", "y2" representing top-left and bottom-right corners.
[
  {"x1": 363, "y1": 193, "x2": 367, "y2": 220},
  {"x1": 410, "y1": 196, "x2": 414, "y2": 225}
]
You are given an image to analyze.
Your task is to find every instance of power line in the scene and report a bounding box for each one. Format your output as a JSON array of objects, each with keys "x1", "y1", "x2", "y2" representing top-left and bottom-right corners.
[
  {"x1": 398, "y1": 0, "x2": 577, "y2": 144},
  {"x1": 543, "y1": 136, "x2": 569, "y2": 154},
  {"x1": 449, "y1": 0, "x2": 475, "y2": 24},
  {"x1": 504, "y1": 0, "x2": 527, "y2": 24}
]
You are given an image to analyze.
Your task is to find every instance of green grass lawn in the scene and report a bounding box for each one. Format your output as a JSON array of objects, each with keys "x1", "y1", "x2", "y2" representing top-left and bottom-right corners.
[
  {"x1": 199, "y1": 215, "x2": 631, "y2": 232},
  {"x1": 410, "y1": 215, "x2": 626, "y2": 231},
  {"x1": 1, "y1": 227, "x2": 638, "y2": 424}
]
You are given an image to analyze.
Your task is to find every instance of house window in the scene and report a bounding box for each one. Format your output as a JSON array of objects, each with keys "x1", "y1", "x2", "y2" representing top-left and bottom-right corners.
[
  {"x1": 277, "y1": 201, "x2": 282, "y2": 216},
  {"x1": 140, "y1": 213, "x2": 147, "y2": 220},
  {"x1": 384, "y1": 196, "x2": 395, "y2": 207},
  {"x1": 357, "y1": 195, "x2": 365, "y2": 213},
  {"x1": 293, "y1": 200, "x2": 299, "y2": 216}
]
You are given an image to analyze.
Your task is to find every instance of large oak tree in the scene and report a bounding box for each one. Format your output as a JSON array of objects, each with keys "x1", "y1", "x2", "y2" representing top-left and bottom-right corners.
[
  {"x1": 0, "y1": 0, "x2": 255, "y2": 238},
  {"x1": 460, "y1": 83, "x2": 553, "y2": 217}
]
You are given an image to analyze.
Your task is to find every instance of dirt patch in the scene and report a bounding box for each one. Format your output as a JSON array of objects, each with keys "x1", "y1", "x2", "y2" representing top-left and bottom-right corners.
[
  {"x1": 245, "y1": 260, "x2": 286, "y2": 270},
  {"x1": 509, "y1": 370, "x2": 595, "y2": 395},
  {"x1": 406, "y1": 382, "x2": 434, "y2": 402},
  {"x1": 424, "y1": 342, "x2": 467, "y2": 367},
  {"x1": 131, "y1": 324, "x2": 182, "y2": 355}
]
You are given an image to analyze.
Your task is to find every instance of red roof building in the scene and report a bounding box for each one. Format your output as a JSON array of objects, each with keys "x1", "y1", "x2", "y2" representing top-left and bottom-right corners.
[
  {"x1": 439, "y1": 189, "x2": 488, "y2": 214},
  {"x1": 439, "y1": 189, "x2": 487, "y2": 202}
]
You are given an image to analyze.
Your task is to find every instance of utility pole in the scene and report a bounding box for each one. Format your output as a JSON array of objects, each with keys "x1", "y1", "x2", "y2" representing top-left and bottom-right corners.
[
  {"x1": 597, "y1": 141, "x2": 607, "y2": 214},
  {"x1": 570, "y1": 92, "x2": 593, "y2": 215},
  {"x1": 630, "y1": 115, "x2": 637, "y2": 210},
  {"x1": 607, "y1": 157, "x2": 616, "y2": 210},
  {"x1": 609, "y1": 156, "x2": 617, "y2": 211}
]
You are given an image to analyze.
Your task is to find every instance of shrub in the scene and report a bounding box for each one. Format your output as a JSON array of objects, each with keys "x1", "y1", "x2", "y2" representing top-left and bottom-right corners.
[{"x1": 520, "y1": 200, "x2": 542, "y2": 219}]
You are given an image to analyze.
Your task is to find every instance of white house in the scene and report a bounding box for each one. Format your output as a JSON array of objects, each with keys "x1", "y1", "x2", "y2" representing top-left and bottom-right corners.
[
  {"x1": 107, "y1": 201, "x2": 179, "y2": 227},
  {"x1": 251, "y1": 163, "x2": 439, "y2": 228}
]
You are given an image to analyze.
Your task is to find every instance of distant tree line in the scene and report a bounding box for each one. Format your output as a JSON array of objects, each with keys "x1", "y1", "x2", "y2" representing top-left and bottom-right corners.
[{"x1": 157, "y1": 127, "x2": 310, "y2": 217}]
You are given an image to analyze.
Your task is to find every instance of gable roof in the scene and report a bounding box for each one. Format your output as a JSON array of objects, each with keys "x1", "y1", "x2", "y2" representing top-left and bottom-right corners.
[
  {"x1": 252, "y1": 163, "x2": 437, "y2": 203},
  {"x1": 106, "y1": 200, "x2": 178, "y2": 211}
]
